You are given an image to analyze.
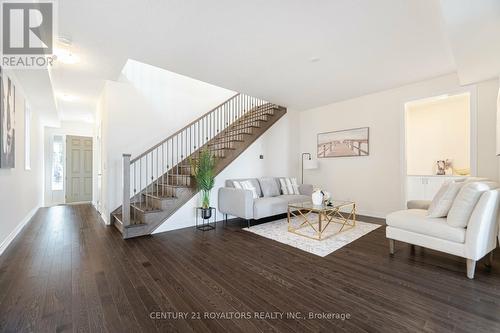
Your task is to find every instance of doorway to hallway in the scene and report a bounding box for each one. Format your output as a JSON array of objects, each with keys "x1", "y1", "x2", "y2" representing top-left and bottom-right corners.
[{"x1": 66, "y1": 135, "x2": 93, "y2": 203}]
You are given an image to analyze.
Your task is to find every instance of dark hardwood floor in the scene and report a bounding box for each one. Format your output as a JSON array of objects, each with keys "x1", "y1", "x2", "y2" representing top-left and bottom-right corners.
[{"x1": 1, "y1": 204, "x2": 500, "y2": 332}]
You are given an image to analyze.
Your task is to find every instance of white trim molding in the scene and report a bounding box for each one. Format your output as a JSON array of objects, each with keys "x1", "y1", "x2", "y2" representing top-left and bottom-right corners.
[{"x1": 0, "y1": 206, "x2": 40, "y2": 257}]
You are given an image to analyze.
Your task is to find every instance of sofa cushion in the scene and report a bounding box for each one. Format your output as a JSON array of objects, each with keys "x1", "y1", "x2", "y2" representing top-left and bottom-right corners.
[
  {"x1": 447, "y1": 182, "x2": 498, "y2": 228},
  {"x1": 386, "y1": 209, "x2": 466, "y2": 243},
  {"x1": 259, "y1": 177, "x2": 281, "y2": 197},
  {"x1": 253, "y1": 197, "x2": 288, "y2": 219},
  {"x1": 427, "y1": 181, "x2": 463, "y2": 217},
  {"x1": 277, "y1": 194, "x2": 310, "y2": 205},
  {"x1": 279, "y1": 177, "x2": 300, "y2": 195},
  {"x1": 241, "y1": 180, "x2": 259, "y2": 199},
  {"x1": 226, "y1": 178, "x2": 262, "y2": 197}
]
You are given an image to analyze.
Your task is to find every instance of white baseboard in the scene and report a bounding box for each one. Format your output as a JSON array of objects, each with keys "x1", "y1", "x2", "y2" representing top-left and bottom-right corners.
[
  {"x1": 0, "y1": 205, "x2": 40, "y2": 257},
  {"x1": 90, "y1": 202, "x2": 110, "y2": 225}
]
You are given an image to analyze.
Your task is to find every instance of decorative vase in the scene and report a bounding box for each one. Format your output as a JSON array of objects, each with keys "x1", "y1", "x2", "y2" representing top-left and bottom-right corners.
[
  {"x1": 201, "y1": 207, "x2": 212, "y2": 220},
  {"x1": 312, "y1": 190, "x2": 324, "y2": 205}
]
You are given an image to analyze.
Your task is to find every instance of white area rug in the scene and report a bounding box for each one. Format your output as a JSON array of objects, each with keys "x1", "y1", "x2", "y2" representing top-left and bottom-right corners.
[{"x1": 243, "y1": 217, "x2": 381, "y2": 257}]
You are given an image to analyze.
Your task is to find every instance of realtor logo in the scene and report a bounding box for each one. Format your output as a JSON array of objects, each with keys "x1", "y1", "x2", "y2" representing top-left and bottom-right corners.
[
  {"x1": 1, "y1": 1, "x2": 55, "y2": 68},
  {"x1": 2, "y1": 2, "x2": 53, "y2": 55}
]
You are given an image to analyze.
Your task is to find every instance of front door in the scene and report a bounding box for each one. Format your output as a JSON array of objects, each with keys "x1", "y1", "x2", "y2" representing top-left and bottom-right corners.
[{"x1": 66, "y1": 135, "x2": 93, "y2": 203}]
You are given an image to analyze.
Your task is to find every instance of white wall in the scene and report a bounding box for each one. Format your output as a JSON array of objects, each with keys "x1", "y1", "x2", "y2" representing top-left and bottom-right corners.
[
  {"x1": 299, "y1": 73, "x2": 499, "y2": 218},
  {"x1": 497, "y1": 80, "x2": 500, "y2": 158},
  {"x1": 0, "y1": 70, "x2": 44, "y2": 255},
  {"x1": 406, "y1": 93, "x2": 470, "y2": 175},
  {"x1": 476, "y1": 79, "x2": 500, "y2": 181}
]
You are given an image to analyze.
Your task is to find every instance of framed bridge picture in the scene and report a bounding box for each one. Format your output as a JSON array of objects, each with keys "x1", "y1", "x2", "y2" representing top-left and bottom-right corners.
[{"x1": 317, "y1": 127, "x2": 369, "y2": 158}]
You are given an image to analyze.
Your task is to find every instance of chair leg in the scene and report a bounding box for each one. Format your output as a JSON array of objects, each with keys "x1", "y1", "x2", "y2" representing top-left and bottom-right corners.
[
  {"x1": 247, "y1": 219, "x2": 251, "y2": 229},
  {"x1": 389, "y1": 239, "x2": 395, "y2": 255},
  {"x1": 466, "y1": 259, "x2": 476, "y2": 279}
]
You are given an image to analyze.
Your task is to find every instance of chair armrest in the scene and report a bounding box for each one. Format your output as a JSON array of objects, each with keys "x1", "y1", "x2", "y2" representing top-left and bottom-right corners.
[
  {"x1": 218, "y1": 187, "x2": 254, "y2": 219},
  {"x1": 465, "y1": 189, "x2": 500, "y2": 260},
  {"x1": 407, "y1": 200, "x2": 431, "y2": 210},
  {"x1": 299, "y1": 184, "x2": 313, "y2": 196}
]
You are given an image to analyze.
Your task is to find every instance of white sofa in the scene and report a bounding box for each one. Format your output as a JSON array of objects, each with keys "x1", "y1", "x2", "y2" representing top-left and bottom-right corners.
[
  {"x1": 218, "y1": 177, "x2": 313, "y2": 228},
  {"x1": 386, "y1": 181, "x2": 500, "y2": 279}
]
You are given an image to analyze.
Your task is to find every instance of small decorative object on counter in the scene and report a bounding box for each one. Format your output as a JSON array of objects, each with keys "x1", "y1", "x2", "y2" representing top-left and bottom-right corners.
[
  {"x1": 436, "y1": 160, "x2": 446, "y2": 175},
  {"x1": 436, "y1": 159, "x2": 452, "y2": 175},
  {"x1": 444, "y1": 159, "x2": 453, "y2": 175}
]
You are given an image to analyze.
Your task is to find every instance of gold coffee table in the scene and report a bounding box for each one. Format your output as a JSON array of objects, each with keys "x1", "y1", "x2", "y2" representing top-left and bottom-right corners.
[{"x1": 287, "y1": 201, "x2": 356, "y2": 241}]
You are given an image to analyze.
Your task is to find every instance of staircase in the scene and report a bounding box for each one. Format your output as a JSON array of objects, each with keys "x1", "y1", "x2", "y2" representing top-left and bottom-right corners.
[{"x1": 111, "y1": 93, "x2": 287, "y2": 238}]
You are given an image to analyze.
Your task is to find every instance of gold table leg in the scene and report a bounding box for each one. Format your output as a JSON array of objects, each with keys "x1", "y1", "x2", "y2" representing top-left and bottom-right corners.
[{"x1": 287, "y1": 203, "x2": 357, "y2": 241}]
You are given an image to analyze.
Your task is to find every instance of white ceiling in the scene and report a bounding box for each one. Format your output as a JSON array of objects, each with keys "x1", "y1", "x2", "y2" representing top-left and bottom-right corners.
[
  {"x1": 13, "y1": 69, "x2": 58, "y2": 126},
  {"x1": 439, "y1": 0, "x2": 500, "y2": 85},
  {"x1": 37, "y1": 0, "x2": 499, "y2": 123}
]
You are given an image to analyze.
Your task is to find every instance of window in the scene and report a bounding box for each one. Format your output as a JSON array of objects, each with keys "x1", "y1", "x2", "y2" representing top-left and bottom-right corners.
[
  {"x1": 51, "y1": 135, "x2": 64, "y2": 191},
  {"x1": 24, "y1": 102, "x2": 31, "y2": 170}
]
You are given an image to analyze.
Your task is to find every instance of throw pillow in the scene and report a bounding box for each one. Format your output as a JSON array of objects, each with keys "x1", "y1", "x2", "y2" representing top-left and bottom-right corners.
[
  {"x1": 279, "y1": 177, "x2": 300, "y2": 195},
  {"x1": 447, "y1": 182, "x2": 497, "y2": 228},
  {"x1": 279, "y1": 178, "x2": 289, "y2": 195},
  {"x1": 259, "y1": 177, "x2": 280, "y2": 197},
  {"x1": 241, "y1": 180, "x2": 259, "y2": 199},
  {"x1": 426, "y1": 181, "x2": 463, "y2": 218},
  {"x1": 290, "y1": 178, "x2": 300, "y2": 195}
]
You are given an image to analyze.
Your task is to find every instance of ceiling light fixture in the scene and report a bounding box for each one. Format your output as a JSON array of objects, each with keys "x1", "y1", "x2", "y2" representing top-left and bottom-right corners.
[
  {"x1": 54, "y1": 36, "x2": 80, "y2": 65},
  {"x1": 54, "y1": 48, "x2": 80, "y2": 65}
]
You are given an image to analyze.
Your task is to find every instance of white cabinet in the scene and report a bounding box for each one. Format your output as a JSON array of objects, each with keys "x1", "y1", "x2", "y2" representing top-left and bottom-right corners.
[{"x1": 406, "y1": 176, "x2": 465, "y2": 201}]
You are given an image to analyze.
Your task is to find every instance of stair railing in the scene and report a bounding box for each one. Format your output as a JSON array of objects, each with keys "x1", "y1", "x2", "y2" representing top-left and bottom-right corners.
[{"x1": 121, "y1": 93, "x2": 278, "y2": 226}]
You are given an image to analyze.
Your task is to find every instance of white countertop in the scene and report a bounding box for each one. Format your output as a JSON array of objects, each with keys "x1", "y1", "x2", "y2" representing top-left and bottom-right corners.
[{"x1": 407, "y1": 174, "x2": 468, "y2": 177}]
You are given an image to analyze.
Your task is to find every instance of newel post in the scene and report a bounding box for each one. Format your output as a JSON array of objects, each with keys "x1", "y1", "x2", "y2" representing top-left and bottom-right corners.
[{"x1": 122, "y1": 153, "x2": 131, "y2": 227}]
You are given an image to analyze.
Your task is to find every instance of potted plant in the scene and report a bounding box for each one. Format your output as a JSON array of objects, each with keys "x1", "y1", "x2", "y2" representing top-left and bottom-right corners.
[{"x1": 190, "y1": 148, "x2": 216, "y2": 219}]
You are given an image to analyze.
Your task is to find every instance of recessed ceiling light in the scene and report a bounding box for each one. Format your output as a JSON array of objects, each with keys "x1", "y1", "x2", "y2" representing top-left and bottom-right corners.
[
  {"x1": 54, "y1": 48, "x2": 80, "y2": 65},
  {"x1": 309, "y1": 57, "x2": 320, "y2": 63}
]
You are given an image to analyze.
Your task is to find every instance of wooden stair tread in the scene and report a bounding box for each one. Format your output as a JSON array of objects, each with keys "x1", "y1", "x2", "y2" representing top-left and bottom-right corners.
[
  {"x1": 142, "y1": 192, "x2": 178, "y2": 200},
  {"x1": 230, "y1": 124, "x2": 260, "y2": 129},
  {"x1": 130, "y1": 203, "x2": 162, "y2": 213},
  {"x1": 223, "y1": 128, "x2": 254, "y2": 134},
  {"x1": 235, "y1": 117, "x2": 268, "y2": 124},
  {"x1": 210, "y1": 147, "x2": 236, "y2": 151},
  {"x1": 210, "y1": 138, "x2": 244, "y2": 144},
  {"x1": 154, "y1": 183, "x2": 190, "y2": 188},
  {"x1": 112, "y1": 213, "x2": 146, "y2": 227},
  {"x1": 216, "y1": 132, "x2": 252, "y2": 138}
]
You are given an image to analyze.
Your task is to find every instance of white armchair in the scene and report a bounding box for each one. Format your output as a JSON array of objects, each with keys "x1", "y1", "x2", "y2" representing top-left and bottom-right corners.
[{"x1": 386, "y1": 182, "x2": 499, "y2": 279}]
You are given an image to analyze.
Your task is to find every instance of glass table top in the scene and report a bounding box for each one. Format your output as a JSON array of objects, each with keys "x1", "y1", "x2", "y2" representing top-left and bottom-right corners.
[{"x1": 288, "y1": 200, "x2": 354, "y2": 211}]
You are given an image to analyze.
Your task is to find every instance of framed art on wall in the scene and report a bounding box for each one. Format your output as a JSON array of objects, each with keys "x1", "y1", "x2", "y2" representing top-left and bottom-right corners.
[
  {"x1": 0, "y1": 66, "x2": 16, "y2": 168},
  {"x1": 317, "y1": 127, "x2": 369, "y2": 158}
]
